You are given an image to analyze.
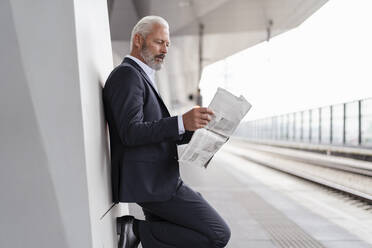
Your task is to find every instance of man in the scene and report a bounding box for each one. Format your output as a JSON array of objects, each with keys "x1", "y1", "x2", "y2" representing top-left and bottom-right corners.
[{"x1": 102, "y1": 16, "x2": 231, "y2": 248}]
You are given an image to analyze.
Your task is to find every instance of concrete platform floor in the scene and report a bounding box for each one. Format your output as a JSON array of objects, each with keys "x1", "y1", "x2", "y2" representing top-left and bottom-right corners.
[{"x1": 129, "y1": 144, "x2": 372, "y2": 248}]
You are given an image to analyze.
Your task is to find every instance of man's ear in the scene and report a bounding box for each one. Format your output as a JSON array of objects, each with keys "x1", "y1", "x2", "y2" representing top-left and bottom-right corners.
[{"x1": 133, "y1": 34, "x2": 143, "y2": 49}]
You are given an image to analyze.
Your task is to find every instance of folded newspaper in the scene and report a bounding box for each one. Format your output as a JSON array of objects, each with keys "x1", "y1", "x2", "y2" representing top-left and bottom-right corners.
[{"x1": 178, "y1": 87, "x2": 252, "y2": 168}]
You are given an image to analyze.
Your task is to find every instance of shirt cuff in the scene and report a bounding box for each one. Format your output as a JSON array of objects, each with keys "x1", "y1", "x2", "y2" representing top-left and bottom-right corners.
[{"x1": 177, "y1": 115, "x2": 185, "y2": 135}]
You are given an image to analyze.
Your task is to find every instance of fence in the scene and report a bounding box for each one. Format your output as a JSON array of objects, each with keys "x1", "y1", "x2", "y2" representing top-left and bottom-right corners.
[{"x1": 235, "y1": 98, "x2": 372, "y2": 147}]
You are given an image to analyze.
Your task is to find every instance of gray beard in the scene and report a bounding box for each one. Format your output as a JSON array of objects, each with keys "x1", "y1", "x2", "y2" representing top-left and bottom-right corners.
[{"x1": 140, "y1": 46, "x2": 163, "y2": 71}]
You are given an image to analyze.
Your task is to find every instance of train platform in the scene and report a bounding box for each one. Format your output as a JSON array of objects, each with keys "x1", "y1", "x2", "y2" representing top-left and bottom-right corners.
[{"x1": 129, "y1": 140, "x2": 372, "y2": 248}]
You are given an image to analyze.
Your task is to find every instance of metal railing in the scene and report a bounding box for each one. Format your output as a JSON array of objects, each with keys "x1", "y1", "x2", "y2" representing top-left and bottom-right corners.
[{"x1": 235, "y1": 98, "x2": 372, "y2": 147}]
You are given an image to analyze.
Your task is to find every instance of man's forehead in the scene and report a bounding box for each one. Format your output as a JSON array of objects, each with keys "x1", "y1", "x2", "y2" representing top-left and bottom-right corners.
[
  {"x1": 150, "y1": 23, "x2": 169, "y2": 34},
  {"x1": 149, "y1": 24, "x2": 170, "y2": 39}
]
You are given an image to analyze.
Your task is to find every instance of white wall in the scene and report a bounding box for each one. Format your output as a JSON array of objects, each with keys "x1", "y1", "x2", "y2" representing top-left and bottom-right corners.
[
  {"x1": 0, "y1": 0, "x2": 124, "y2": 247},
  {"x1": 74, "y1": 0, "x2": 130, "y2": 246}
]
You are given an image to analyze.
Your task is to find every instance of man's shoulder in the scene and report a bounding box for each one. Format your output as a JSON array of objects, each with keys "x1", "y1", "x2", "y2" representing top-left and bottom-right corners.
[
  {"x1": 104, "y1": 63, "x2": 142, "y2": 91},
  {"x1": 109, "y1": 63, "x2": 140, "y2": 80}
]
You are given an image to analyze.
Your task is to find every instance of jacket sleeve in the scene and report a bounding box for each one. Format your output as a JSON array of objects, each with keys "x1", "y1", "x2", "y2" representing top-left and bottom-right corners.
[
  {"x1": 104, "y1": 66, "x2": 181, "y2": 146},
  {"x1": 176, "y1": 131, "x2": 194, "y2": 145}
]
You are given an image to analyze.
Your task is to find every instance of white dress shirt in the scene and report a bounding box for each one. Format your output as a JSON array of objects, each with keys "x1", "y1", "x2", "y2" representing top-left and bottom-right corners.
[{"x1": 125, "y1": 55, "x2": 185, "y2": 135}]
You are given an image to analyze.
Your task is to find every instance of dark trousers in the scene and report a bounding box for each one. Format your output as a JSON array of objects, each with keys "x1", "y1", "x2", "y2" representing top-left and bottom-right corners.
[{"x1": 137, "y1": 179, "x2": 231, "y2": 248}]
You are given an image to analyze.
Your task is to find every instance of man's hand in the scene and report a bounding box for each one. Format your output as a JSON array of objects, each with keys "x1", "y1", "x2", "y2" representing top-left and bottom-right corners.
[{"x1": 182, "y1": 106, "x2": 214, "y2": 131}]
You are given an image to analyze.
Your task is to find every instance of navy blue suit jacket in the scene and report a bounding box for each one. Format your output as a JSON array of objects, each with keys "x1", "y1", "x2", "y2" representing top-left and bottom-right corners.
[{"x1": 103, "y1": 57, "x2": 193, "y2": 203}]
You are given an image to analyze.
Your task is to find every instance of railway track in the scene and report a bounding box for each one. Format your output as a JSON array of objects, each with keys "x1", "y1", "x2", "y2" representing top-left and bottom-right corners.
[{"x1": 225, "y1": 139, "x2": 372, "y2": 204}]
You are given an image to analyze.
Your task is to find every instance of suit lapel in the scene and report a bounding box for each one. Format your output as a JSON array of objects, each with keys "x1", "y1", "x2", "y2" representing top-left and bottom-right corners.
[{"x1": 123, "y1": 58, "x2": 170, "y2": 116}]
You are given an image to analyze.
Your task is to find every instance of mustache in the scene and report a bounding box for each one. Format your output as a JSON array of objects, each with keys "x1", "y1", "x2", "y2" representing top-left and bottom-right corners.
[{"x1": 155, "y1": 54, "x2": 166, "y2": 59}]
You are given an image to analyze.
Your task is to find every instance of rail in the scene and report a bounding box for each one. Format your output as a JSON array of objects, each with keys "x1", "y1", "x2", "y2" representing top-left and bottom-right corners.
[{"x1": 226, "y1": 139, "x2": 372, "y2": 203}]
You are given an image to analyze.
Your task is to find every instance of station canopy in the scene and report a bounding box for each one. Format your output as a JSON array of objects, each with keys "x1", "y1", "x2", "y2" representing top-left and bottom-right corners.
[{"x1": 108, "y1": 0, "x2": 328, "y2": 110}]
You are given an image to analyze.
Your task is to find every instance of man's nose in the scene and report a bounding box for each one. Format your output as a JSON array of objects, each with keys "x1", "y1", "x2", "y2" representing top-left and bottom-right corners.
[{"x1": 161, "y1": 43, "x2": 168, "y2": 54}]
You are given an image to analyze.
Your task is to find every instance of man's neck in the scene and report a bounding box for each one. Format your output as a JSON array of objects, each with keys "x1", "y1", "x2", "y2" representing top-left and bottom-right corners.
[{"x1": 130, "y1": 51, "x2": 146, "y2": 65}]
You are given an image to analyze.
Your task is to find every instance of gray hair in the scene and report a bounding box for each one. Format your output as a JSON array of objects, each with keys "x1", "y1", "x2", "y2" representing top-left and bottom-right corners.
[{"x1": 130, "y1": 16, "x2": 169, "y2": 51}]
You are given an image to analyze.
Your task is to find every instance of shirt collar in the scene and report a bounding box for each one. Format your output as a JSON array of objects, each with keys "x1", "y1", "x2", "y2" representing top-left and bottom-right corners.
[{"x1": 126, "y1": 55, "x2": 156, "y2": 84}]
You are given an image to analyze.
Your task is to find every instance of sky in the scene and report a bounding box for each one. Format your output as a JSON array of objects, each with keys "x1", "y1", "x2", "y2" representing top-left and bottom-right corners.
[{"x1": 199, "y1": 0, "x2": 372, "y2": 121}]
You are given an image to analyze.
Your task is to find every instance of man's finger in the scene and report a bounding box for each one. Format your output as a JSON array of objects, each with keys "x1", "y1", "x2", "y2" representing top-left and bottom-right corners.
[
  {"x1": 197, "y1": 124, "x2": 204, "y2": 129},
  {"x1": 198, "y1": 107, "x2": 214, "y2": 115},
  {"x1": 200, "y1": 114, "x2": 211, "y2": 121}
]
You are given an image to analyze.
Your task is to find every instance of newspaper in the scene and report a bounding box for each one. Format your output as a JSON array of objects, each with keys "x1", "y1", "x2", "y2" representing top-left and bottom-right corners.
[{"x1": 179, "y1": 87, "x2": 252, "y2": 168}]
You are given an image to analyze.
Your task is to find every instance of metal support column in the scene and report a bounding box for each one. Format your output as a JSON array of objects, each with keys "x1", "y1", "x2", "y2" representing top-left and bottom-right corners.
[
  {"x1": 343, "y1": 103, "x2": 346, "y2": 144},
  {"x1": 330, "y1": 106, "x2": 333, "y2": 144},
  {"x1": 358, "y1": 100, "x2": 362, "y2": 145},
  {"x1": 319, "y1": 108, "x2": 322, "y2": 143}
]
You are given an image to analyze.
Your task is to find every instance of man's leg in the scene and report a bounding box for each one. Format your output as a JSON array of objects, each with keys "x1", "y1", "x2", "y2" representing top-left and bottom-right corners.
[{"x1": 136, "y1": 180, "x2": 231, "y2": 248}]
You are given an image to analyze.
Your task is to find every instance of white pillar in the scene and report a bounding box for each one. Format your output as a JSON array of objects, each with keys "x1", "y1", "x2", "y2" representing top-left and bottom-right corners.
[{"x1": 0, "y1": 0, "x2": 124, "y2": 247}]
